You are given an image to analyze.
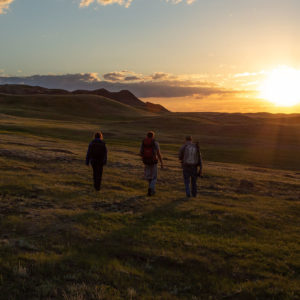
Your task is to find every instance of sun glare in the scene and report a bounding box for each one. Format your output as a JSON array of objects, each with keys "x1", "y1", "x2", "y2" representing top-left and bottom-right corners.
[{"x1": 259, "y1": 66, "x2": 300, "y2": 107}]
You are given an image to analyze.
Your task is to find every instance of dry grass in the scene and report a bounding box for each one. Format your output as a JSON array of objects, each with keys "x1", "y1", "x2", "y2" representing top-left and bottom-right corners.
[{"x1": 0, "y1": 109, "x2": 299, "y2": 299}]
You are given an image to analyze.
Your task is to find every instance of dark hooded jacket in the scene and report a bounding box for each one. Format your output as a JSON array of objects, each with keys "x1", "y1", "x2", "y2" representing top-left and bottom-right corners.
[{"x1": 86, "y1": 138, "x2": 107, "y2": 165}]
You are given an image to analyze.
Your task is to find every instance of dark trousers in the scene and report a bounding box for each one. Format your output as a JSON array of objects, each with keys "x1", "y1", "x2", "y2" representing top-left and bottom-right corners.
[
  {"x1": 91, "y1": 162, "x2": 103, "y2": 191},
  {"x1": 183, "y1": 165, "x2": 198, "y2": 197}
]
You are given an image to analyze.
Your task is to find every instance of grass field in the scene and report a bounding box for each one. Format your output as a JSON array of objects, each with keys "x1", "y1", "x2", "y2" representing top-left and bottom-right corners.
[{"x1": 0, "y1": 94, "x2": 299, "y2": 299}]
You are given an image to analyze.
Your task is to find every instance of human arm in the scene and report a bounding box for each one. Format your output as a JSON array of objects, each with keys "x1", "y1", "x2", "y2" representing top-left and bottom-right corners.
[
  {"x1": 178, "y1": 145, "x2": 185, "y2": 163},
  {"x1": 155, "y1": 142, "x2": 164, "y2": 168},
  {"x1": 85, "y1": 143, "x2": 91, "y2": 166},
  {"x1": 157, "y1": 150, "x2": 164, "y2": 168},
  {"x1": 197, "y1": 143, "x2": 203, "y2": 176},
  {"x1": 103, "y1": 143, "x2": 108, "y2": 165},
  {"x1": 139, "y1": 142, "x2": 143, "y2": 157},
  {"x1": 198, "y1": 153, "x2": 203, "y2": 176}
]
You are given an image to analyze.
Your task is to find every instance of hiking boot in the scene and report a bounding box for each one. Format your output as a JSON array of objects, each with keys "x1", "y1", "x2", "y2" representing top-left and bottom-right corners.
[{"x1": 147, "y1": 188, "x2": 152, "y2": 196}]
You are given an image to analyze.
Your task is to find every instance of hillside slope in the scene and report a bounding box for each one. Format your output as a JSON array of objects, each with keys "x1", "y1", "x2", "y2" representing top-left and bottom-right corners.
[
  {"x1": 0, "y1": 84, "x2": 169, "y2": 113},
  {"x1": 0, "y1": 90, "x2": 299, "y2": 170},
  {"x1": 0, "y1": 93, "x2": 154, "y2": 121}
]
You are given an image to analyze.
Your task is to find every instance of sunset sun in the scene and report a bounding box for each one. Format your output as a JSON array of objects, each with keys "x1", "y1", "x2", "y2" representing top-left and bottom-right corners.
[{"x1": 259, "y1": 66, "x2": 300, "y2": 107}]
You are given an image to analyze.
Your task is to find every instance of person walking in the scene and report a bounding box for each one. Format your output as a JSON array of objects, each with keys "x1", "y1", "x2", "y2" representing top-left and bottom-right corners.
[
  {"x1": 179, "y1": 136, "x2": 203, "y2": 198},
  {"x1": 86, "y1": 132, "x2": 107, "y2": 191},
  {"x1": 140, "y1": 131, "x2": 164, "y2": 196}
]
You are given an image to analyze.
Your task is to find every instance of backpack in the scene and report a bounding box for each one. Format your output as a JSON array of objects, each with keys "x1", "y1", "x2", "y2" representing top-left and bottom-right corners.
[
  {"x1": 183, "y1": 143, "x2": 199, "y2": 165},
  {"x1": 90, "y1": 140, "x2": 106, "y2": 161},
  {"x1": 141, "y1": 138, "x2": 158, "y2": 165}
]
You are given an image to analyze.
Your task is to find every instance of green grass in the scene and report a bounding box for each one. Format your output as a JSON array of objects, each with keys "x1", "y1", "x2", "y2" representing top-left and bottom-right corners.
[
  {"x1": 1, "y1": 94, "x2": 300, "y2": 170},
  {"x1": 0, "y1": 97, "x2": 299, "y2": 299},
  {"x1": 0, "y1": 118, "x2": 299, "y2": 299}
]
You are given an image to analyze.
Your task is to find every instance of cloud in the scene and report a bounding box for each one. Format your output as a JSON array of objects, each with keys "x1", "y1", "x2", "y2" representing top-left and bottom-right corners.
[
  {"x1": 0, "y1": 0, "x2": 196, "y2": 15},
  {"x1": 79, "y1": 0, "x2": 195, "y2": 8},
  {"x1": 85, "y1": 72, "x2": 101, "y2": 81},
  {"x1": 234, "y1": 70, "x2": 266, "y2": 78},
  {"x1": 166, "y1": 0, "x2": 196, "y2": 4},
  {"x1": 0, "y1": 73, "x2": 100, "y2": 89},
  {"x1": 102, "y1": 70, "x2": 212, "y2": 85},
  {"x1": 151, "y1": 72, "x2": 171, "y2": 81},
  {"x1": 0, "y1": 72, "x2": 238, "y2": 99},
  {"x1": 103, "y1": 70, "x2": 145, "y2": 82},
  {"x1": 103, "y1": 71, "x2": 129, "y2": 82},
  {"x1": 124, "y1": 76, "x2": 141, "y2": 81},
  {"x1": 80, "y1": 0, "x2": 133, "y2": 8},
  {"x1": 103, "y1": 70, "x2": 216, "y2": 89},
  {"x1": 230, "y1": 70, "x2": 268, "y2": 90},
  {"x1": 79, "y1": 0, "x2": 94, "y2": 8},
  {"x1": 122, "y1": 82, "x2": 235, "y2": 98},
  {"x1": 0, "y1": 0, "x2": 14, "y2": 14}
]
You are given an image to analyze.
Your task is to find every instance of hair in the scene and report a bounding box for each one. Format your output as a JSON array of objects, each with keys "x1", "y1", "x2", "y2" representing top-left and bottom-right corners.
[
  {"x1": 185, "y1": 135, "x2": 192, "y2": 141},
  {"x1": 147, "y1": 131, "x2": 155, "y2": 138},
  {"x1": 95, "y1": 132, "x2": 103, "y2": 140}
]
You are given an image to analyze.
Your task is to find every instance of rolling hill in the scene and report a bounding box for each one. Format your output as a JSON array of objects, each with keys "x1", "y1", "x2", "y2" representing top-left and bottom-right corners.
[
  {"x1": 1, "y1": 89, "x2": 300, "y2": 170},
  {"x1": 0, "y1": 93, "x2": 154, "y2": 121},
  {"x1": 0, "y1": 84, "x2": 169, "y2": 113}
]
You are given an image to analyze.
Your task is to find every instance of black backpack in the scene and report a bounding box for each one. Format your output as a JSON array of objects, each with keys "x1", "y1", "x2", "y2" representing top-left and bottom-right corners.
[{"x1": 90, "y1": 140, "x2": 106, "y2": 160}]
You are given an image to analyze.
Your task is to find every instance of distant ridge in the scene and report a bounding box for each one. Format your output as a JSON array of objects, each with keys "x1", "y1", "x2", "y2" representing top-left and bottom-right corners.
[
  {"x1": 0, "y1": 84, "x2": 69, "y2": 95},
  {"x1": 0, "y1": 84, "x2": 169, "y2": 113}
]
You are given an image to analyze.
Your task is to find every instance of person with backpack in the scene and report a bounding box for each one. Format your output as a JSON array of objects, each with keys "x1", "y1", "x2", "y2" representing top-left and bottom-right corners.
[
  {"x1": 86, "y1": 132, "x2": 107, "y2": 191},
  {"x1": 140, "y1": 131, "x2": 164, "y2": 196},
  {"x1": 179, "y1": 136, "x2": 203, "y2": 198}
]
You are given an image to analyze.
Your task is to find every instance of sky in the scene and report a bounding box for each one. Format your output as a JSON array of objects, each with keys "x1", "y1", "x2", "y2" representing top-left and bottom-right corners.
[{"x1": 1, "y1": 0, "x2": 300, "y2": 112}]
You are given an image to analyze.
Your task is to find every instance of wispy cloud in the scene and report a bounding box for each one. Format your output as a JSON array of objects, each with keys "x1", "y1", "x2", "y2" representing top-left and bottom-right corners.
[
  {"x1": 102, "y1": 71, "x2": 175, "y2": 82},
  {"x1": 102, "y1": 71, "x2": 180, "y2": 82},
  {"x1": 102, "y1": 70, "x2": 215, "y2": 88},
  {"x1": 234, "y1": 70, "x2": 266, "y2": 78},
  {"x1": 0, "y1": 0, "x2": 14, "y2": 14},
  {"x1": 166, "y1": 0, "x2": 196, "y2": 4},
  {"x1": 79, "y1": 0, "x2": 94, "y2": 8},
  {"x1": 0, "y1": 0, "x2": 196, "y2": 15},
  {"x1": 80, "y1": 0, "x2": 133, "y2": 8},
  {"x1": 79, "y1": 0, "x2": 196, "y2": 8},
  {"x1": 103, "y1": 70, "x2": 145, "y2": 82}
]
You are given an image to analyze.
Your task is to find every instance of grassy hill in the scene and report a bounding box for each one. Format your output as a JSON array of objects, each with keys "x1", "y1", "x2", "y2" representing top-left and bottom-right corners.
[
  {"x1": 0, "y1": 84, "x2": 169, "y2": 113},
  {"x1": 0, "y1": 94, "x2": 154, "y2": 121},
  {"x1": 1, "y1": 93, "x2": 300, "y2": 171},
  {"x1": 0, "y1": 93, "x2": 299, "y2": 299}
]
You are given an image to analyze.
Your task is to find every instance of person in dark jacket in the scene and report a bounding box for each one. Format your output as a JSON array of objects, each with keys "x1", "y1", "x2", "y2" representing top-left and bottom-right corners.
[{"x1": 86, "y1": 132, "x2": 107, "y2": 191}]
